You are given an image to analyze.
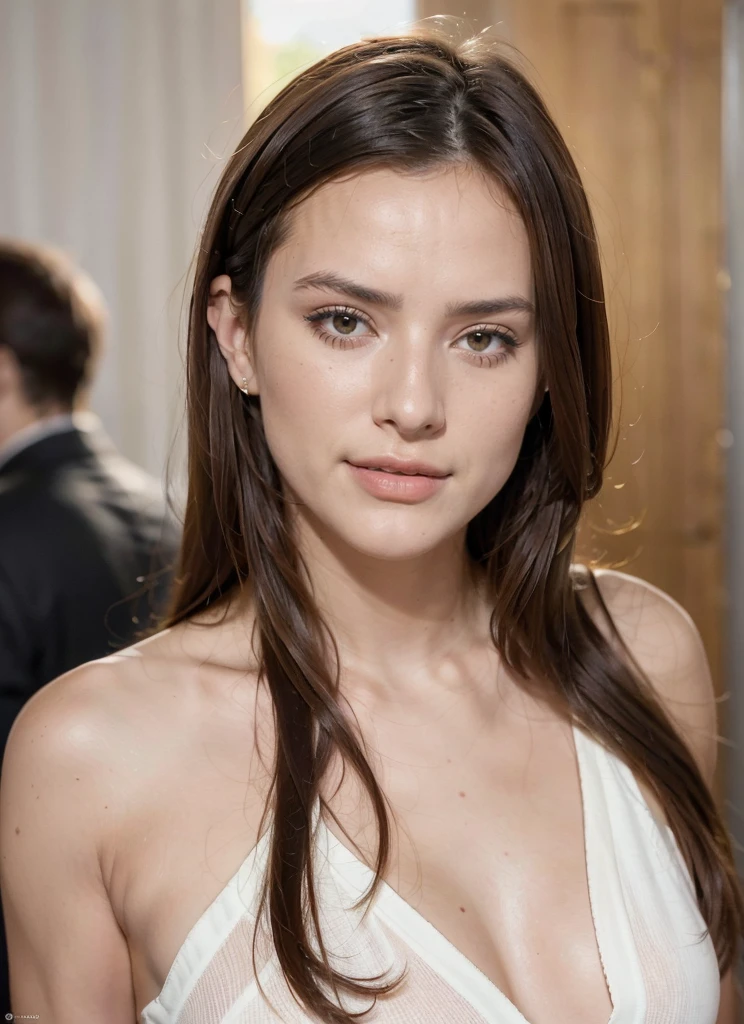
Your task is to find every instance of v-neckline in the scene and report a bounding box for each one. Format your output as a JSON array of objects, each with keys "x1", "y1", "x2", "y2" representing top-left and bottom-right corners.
[
  {"x1": 143, "y1": 723, "x2": 648, "y2": 1024},
  {"x1": 320, "y1": 723, "x2": 642, "y2": 1024}
]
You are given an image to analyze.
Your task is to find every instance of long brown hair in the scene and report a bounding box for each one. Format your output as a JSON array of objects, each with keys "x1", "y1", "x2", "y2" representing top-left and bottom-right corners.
[{"x1": 165, "y1": 29, "x2": 742, "y2": 1019}]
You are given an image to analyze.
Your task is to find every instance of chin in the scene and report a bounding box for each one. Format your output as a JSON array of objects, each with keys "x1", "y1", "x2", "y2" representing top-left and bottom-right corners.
[
  {"x1": 348, "y1": 538, "x2": 444, "y2": 562},
  {"x1": 321, "y1": 510, "x2": 465, "y2": 563},
  {"x1": 291, "y1": 485, "x2": 476, "y2": 563}
]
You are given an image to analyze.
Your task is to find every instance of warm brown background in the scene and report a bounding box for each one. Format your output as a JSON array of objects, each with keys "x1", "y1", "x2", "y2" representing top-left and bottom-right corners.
[{"x1": 420, "y1": 0, "x2": 729, "y2": 790}]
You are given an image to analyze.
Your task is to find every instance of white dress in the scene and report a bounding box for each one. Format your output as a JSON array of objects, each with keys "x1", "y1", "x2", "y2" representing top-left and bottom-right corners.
[{"x1": 140, "y1": 724, "x2": 721, "y2": 1023}]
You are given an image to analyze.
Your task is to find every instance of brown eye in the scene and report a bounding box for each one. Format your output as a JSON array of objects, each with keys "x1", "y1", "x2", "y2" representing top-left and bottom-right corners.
[
  {"x1": 303, "y1": 306, "x2": 372, "y2": 346},
  {"x1": 332, "y1": 314, "x2": 359, "y2": 335},
  {"x1": 467, "y1": 331, "x2": 491, "y2": 352}
]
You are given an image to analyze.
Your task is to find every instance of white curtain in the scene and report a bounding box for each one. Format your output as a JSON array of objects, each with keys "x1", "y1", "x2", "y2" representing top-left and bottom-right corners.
[{"x1": 0, "y1": 0, "x2": 244, "y2": 484}]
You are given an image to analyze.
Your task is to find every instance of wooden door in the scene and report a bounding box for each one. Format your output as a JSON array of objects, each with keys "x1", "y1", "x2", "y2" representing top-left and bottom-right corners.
[{"x1": 418, "y1": 0, "x2": 728, "y2": 782}]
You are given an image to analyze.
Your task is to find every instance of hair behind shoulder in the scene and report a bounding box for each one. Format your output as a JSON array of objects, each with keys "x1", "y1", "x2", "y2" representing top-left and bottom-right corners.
[{"x1": 164, "y1": 27, "x2": 742, "y2": 1019}]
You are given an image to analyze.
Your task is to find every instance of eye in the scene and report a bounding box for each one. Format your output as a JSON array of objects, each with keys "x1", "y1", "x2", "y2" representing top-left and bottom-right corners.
[
  {"x1": 454, "y1": 326, "x2": 519, "y2": 366},
  {"x1": 304, "y1": 305, "x2": 372, "y2": 348}
]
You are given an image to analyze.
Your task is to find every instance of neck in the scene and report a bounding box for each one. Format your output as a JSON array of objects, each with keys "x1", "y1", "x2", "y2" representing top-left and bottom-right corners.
[
  {"x1": 293, "y1": 513, "x2": 494, "y2": 702},
  {"x1": 0, "y1": 398, "x2": 70, "y2": 449}
]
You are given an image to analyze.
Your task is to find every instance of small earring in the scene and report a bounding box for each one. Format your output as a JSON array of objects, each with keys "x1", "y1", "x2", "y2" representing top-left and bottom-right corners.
[{"x1": 240, "y1": 377, "x2": 249, "y2": 395}]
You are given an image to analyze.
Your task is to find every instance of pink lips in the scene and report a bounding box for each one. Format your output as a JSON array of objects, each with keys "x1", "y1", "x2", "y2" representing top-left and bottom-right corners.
[{"x1": 346, "y1": 459, "x2": 450, "y2": 504}]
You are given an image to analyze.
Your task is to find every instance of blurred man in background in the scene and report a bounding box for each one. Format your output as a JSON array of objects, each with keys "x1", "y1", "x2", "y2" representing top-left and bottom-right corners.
[{"x1": 0, "y1": 240, "x2": 180, "y2": 1010}]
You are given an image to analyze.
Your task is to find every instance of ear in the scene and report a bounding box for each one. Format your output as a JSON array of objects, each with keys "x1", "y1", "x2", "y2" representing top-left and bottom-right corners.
[{"x1": 206, "y1": 274, "x2": 259, "y2": 395}]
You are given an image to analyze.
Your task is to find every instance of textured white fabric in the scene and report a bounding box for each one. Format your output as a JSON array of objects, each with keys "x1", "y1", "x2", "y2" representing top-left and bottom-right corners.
[{"x1": 140, "y1": 725, "x2": 721, "y2": 1023}]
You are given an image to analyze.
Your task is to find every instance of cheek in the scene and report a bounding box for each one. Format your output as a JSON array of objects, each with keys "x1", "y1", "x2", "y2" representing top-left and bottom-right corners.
[
  {"x1": 258, "y1": 330, "x2": 364, "y2": 429},
  {"x1": 478, "y1": 403, "x2": 531, "y2": 465},
  {"x1": 254, "y1": 344, "x2": 350, "y2": 476},
  {"x1": 461, "y1": 375, "x2": 539, "y2": 491}
]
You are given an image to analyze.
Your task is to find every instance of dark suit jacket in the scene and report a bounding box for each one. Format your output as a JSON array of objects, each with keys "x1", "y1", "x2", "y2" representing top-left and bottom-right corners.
[
  {"x1": 0, "y1": 423, "x2": 180, "y2": 1011},
  {"x1": 0, "y1": 423, "x2": 181, "y2": 758}
]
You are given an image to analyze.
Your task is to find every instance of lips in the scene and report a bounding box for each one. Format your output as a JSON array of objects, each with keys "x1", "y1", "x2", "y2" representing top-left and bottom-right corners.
[
  {"x1": 347, "y1": 458, "x2": 449, "y2": 478},
  {"x1": 346, "y1": 460, "x2": 449, "y2": 503}
]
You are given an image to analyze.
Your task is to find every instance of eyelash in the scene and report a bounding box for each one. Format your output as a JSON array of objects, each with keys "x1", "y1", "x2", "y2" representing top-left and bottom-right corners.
[{"x1": 303, "y1": 305, "x2": 520, "y2": 368}]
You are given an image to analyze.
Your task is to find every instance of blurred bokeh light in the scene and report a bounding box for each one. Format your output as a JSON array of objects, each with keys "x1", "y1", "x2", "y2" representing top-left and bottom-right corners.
[{"x1": 242, "y1": 0, "x2": 416, "y2": 115}]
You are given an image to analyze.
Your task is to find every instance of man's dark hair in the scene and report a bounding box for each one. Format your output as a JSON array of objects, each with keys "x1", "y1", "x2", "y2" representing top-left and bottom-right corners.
[{"x1": 0, "y1": 241, "x2": 105, "y2": 409}]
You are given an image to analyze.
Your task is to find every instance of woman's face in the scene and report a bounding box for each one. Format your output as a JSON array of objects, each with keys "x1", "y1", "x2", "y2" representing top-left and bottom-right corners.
[{"x1": 211, "y1": 164, "x2": 540, "y2": 562}]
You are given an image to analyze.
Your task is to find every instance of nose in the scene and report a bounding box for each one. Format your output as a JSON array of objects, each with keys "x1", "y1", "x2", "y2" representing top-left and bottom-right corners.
[{"x1": 371, "y1": 334, "x2": 446, "y2": 440}]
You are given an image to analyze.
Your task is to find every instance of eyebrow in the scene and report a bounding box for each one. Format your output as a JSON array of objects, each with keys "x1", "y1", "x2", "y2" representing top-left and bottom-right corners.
[{"x1": 292, "y1": 271, "x2": 535, "y2": 318}]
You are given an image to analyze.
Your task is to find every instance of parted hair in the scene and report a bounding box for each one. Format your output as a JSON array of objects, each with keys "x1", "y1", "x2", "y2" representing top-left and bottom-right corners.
[{"x1": 163, "y1": 29, "x2": 743, "y2": 1020}]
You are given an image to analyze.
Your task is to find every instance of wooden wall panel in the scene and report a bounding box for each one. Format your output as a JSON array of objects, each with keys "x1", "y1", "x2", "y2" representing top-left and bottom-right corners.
[
  {"x1": 670, "y1": 0, "x2": 727, "y2": 703},
  {"x1": 559, "y1": 3, "x2": 666, "y2": 581},
  {"x1": 417, "y1": 1, "x2": 727, "y2": 780},
  {"x1": 507, "y1": 0, "x2": 726, "y2": 706}
]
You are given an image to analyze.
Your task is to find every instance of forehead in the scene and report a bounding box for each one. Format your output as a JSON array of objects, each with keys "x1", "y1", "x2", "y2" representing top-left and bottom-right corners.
[{"x1": 267, "y1": 165, "x2": 532, "y2": 299}]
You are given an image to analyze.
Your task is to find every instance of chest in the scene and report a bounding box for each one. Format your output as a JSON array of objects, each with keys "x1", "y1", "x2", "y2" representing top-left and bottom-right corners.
[
  {"x1": 320, "y1": 712, "x2": 615, "y2": 1024},
  {"x1": 115, "y1": 708, "x2": 714, "y2": 1024}
]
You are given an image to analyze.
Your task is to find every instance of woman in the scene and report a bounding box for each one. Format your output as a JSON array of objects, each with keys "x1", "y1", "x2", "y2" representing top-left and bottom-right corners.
[{"x1": 0, "y1": 29, "x2": 740, "y2": 1024}]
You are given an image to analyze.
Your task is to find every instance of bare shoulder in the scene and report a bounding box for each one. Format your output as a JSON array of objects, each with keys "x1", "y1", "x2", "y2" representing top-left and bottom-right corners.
[
  {"x1": 0, "y1": 647, "x2": 160, "y2": 1017},
  {"x1": 0, "y1": 620, "x2": 260, "y2": 1019},
  {"x1": 1, "y1": 628, "x2": 192, "y2": 849},
  {"x1": 3, "y1": 653, "x2": 136, "y2": 812},
  {"x1": 2, "y1": 610, "x2": 263, "y2": 819},
  {"x1": 586, "y1": 567, "x2": 718, "y2": 785},
  {"x1": 0, "y1": 608, "x2": 266, "y2": 1010},
  {"x1": 6, "y1": 627, "x2": 182, "y2": 761}
]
